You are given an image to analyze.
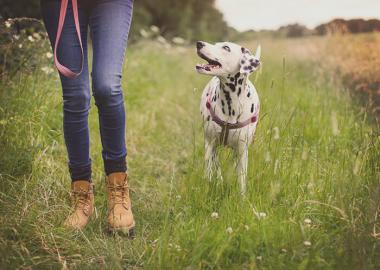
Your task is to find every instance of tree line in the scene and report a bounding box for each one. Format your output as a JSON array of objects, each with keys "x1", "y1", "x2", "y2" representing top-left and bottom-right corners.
[{"x1": 241, "y1": 19, "x2": 380, "y2": 39}]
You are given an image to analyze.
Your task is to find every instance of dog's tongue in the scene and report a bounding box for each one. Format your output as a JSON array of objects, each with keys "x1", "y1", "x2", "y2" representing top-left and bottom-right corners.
[{"x1": 196, "y1": 63, "x2": 216, "y2": 71}]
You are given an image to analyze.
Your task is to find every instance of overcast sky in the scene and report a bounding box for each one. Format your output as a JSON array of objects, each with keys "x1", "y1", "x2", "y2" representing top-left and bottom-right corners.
[{"x1": 216, "y1": 0, "x2": 380, "y2": 31}]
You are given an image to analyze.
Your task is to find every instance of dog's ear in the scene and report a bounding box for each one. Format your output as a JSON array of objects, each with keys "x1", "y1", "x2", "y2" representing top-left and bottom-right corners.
[{"x1": 240, "y1": 45, "x2": 261, "y2": 75}]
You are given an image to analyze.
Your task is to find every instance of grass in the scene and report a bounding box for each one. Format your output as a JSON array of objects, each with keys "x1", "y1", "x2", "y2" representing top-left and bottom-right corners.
[{"x1": 0, "y1": 36, "x2": 379, "y2": 269}]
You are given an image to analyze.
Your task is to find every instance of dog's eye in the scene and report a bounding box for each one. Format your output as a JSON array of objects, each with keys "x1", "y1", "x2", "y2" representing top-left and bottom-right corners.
[{"x1": 222, "y1": 45, "x2": 231, "y2": 52}]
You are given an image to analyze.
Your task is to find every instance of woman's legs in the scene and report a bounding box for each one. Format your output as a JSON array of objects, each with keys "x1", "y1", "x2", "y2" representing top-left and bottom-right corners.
[
  {"x1": 89, "y1": 0, "x2": 133, "y2": 175},
  {"x1": 41, "y1": 0, "x2": 92, "y2": 181}
]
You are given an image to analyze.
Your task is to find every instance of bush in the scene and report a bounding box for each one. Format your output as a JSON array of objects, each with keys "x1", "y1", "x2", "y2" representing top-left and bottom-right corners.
[{"x1": 0, "y1": 18, "x2": 51, "y2": 81}]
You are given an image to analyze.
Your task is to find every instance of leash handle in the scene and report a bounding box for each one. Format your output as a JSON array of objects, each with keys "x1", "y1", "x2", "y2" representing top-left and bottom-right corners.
[{"x1": 54, "y1": 0, "x2": 83, "y2": 78}]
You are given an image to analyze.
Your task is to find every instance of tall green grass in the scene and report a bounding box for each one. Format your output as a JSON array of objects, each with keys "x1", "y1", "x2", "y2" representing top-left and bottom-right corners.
[{"x1": 0, "y1": 38, "x2": 379, "y2": 269}]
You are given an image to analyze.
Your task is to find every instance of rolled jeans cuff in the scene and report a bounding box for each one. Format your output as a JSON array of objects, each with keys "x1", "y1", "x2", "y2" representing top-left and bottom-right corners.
[
  {"x1": 69, "y1": 163, "x2": 92, "y2": 181},
  {"x1": 104, "y1": 156, "x2": 127, "y2": 175}
]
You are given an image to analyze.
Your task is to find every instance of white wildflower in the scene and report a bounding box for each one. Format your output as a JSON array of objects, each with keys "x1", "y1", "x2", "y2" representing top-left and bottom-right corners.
[
  {"x1": 256, "y1": 256, "x2": 262, "y2": 261},
  {"x1": 139, "y1": 29, "x2": 149, "y2": 38},
  {"x1": 13, "y1": 34, "x2": 20, "y2": 40},
  {"x1": 32, "y1": 32, "x2": 41, "y2": 40},
  {"x1": 41, "y1": 66, "x2": 54, "y2": 75},
  {"x1": 304, "y1": 218, "x2": 312, "y2": 225},
  {"x1": 46, "y1": 52, "x2": 53, "y2": 59},
  {"x1": 244, "y1": 225, "x2": 249, "y2": 230},
  {"x1": 18, "y1": 44, "x2": 23, "y2": 49},
  {"x1": 28, "y1": 35, "x2": 35, "y2": 42},
  {"x1": 151, "y1": 238, "x2": 158, "y2": 247},
  {"x1": 273, "y1": 127, "x2": 280, "y2": 140},
  {"x1": 226, "y1": 227, "x2": 233, "y2": 234},
  {"x1": 172, "y1": 36, "x2": 185, "y2": 45},
  {"x1": 5, "y1": 20, "x2": 12, "y2": 28},
  {"x1": 281, "y1": 248, "x2": 287, "y2": 253},
  {"x1": 211, "y1": 212, "x2": 219, "y2": 219},
  {"x1": 157, "y1": 35, "x2": 167, "y2": 44},
  {"x1": 150, "y1": 25, "x2": 160, "y2": 33},
  {"x1": 331, "y1": 111, "x2": 339, "y2": 136},
  {"x1": 253, "y1": 207, "x2": 267, "y2": 220},
  {"x1": 303, "y1": 240, "x2": 311, "y2": 246},
  {"x1": 259, "y1": 212, "x2": 267, "y2": 218}
]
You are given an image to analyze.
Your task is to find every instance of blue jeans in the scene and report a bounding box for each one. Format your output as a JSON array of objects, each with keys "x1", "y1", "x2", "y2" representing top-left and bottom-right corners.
[{"x1": 41, "y1": 0, "x2": 133, "y2": 181}]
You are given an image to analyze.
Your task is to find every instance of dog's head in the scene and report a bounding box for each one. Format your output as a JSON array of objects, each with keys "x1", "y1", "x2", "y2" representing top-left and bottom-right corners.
[{"x1": 195, "y1": 41, "x2": 261, "y2": 77}]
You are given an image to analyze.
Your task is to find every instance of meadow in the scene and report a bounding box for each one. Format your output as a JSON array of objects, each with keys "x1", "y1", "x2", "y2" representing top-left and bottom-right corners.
[{"x1": 0, "y1": 34, "x2": 379, "y2": 269}]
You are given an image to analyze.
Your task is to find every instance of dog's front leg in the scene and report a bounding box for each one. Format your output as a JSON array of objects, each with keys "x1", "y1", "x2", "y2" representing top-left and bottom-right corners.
[
  {"x1": 204, "y1": 139, "x2": 218, "y2": 181},
  {"x1": 236, "y1": 145, "x2": 249, "y2": 195}
]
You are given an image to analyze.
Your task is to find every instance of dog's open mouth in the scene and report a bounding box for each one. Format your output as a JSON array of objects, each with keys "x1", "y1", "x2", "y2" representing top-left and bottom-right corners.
[{"x1": 196, "y1": 51, "x2": 222, "y2": 71}]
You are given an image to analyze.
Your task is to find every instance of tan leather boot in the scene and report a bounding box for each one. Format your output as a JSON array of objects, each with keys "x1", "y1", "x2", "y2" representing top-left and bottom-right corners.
[
  {"x1": 64, "y1": 181, "x2": 94, "y2": 230},
  {"x1": 106, "y1": 172, "x2": 135, "y2": 235}
]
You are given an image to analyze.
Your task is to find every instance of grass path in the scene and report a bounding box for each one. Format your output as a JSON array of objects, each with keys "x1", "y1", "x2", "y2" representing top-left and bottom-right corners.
[{"x1": 0, "y1": 39, "x2": 379, "y2": 269}]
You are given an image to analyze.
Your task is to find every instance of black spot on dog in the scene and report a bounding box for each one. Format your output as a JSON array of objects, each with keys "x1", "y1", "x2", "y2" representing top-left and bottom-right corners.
[
  {"x1": 226, "y1": 83, "x2": 236, "y2": 92},
  {"x1": 237, "y1": 88, "x2": 241, "y2": 96},
  {"x1": 247, "y1": 92, "x2": 251, "y2": 98},
  {"x1": 251, "y1": 104, "x2": 254, "y2": 113},
  {"x1": 222, "y1": 107, "x2": 225, "y2": 114},
  {"x1": 230, "y1": 77, "x2": 234, "y2": 82},
  {"x1": 241, "y1": 47, "x2": 247, "y2": 53},
  {"x1": 223, "y1": 90, "x2": 232, "y2": 112},
  {"x1": 232, "y1": 110, "x2": 235, "y2": 116},
  {"x1": 207, "y1": 115, "x2": 210, "y2": 121},
  {"x1": 238, "y1": 78, "x2": 244, "y2": 85},
  {"x1": 221, "y1": 99, "x2": 225, "y2": 106}
]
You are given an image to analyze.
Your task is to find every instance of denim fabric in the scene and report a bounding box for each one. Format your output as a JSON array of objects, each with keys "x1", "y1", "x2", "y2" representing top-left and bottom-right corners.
[{"x1": 41, "y1": 0, "x2": 133, "y2": 181}]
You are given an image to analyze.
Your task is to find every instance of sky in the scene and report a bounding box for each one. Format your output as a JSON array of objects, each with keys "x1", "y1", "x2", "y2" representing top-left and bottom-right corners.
[{"x1": 216, "y1": 0, "x2": 380, "y2": 31}]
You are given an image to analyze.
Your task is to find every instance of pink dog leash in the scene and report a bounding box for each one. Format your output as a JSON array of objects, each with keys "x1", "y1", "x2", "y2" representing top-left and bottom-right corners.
[{"x1": 54, "y1": 0, "x2": 83, "y2": 78}]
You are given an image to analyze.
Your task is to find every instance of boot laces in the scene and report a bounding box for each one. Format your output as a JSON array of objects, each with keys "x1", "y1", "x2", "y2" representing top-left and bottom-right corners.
[
  {"x1": 108, "y1": 183, "x2": 129, "y2": 207},
  {"x1": 71, "y1": 190, "x2": 91, "y2": 212}
]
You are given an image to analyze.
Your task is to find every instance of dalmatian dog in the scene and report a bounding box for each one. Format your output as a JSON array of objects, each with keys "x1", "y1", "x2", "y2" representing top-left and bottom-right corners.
[{"x1": 195, "y1": 41, "x2": 261, "y2": 195}]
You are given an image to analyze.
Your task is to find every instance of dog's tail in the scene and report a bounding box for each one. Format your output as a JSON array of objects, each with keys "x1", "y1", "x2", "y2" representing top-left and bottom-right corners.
[{"x1": 255, "y1": 45, "x2": 261, "y2": 60}]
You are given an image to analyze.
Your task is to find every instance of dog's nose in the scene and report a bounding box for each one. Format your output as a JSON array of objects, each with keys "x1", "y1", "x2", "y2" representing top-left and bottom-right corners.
[{"x1": 196, "y1": 41, "x2": 205, "y2": 50}]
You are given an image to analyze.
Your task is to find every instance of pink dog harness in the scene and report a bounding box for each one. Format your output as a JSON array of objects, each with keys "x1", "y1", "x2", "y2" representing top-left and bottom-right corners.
[
  {"x1": 206, "y1": 90, "x2": 260, "y2": 145},
  {"x1": 54, "y1": 0, "x2": 83, "y2": 78}
]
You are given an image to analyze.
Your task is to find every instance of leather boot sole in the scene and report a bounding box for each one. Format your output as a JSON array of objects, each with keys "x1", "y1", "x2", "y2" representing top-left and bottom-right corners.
[{"x1": 107, "y1": 221, "x2": 136, "y2": 238}]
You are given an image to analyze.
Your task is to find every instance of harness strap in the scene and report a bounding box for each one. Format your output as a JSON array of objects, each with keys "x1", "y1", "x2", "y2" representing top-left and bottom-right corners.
[
  {"x1": 206, "y1": 98, "x2": 259, "y2": 145},
  {"x1": 54, "y1": 0, "x2": 84, "y2": 78}
]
